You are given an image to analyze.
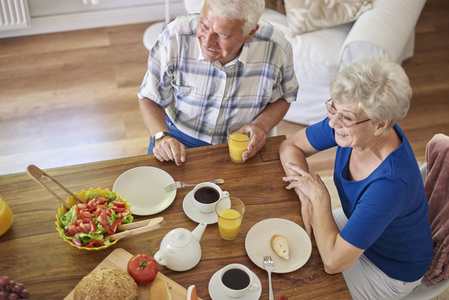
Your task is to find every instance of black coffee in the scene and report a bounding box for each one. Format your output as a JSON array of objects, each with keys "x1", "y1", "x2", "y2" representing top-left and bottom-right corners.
[
  {"x1": 221, "y1": 268, "x2": 250, "y2": 290},
  {"x1": 194, "y1": 187, "x2": 220, "y2": 204}
]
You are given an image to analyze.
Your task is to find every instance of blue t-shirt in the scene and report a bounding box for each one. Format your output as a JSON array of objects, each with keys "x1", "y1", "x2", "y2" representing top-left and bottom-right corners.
[{"x1": 306, "y1": 118, "x2": 433, "y2": 282}]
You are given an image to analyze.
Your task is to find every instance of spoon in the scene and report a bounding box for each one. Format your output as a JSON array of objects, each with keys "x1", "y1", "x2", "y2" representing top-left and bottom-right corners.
[
  {"x1": 109, "y1": 217, "x2": 165, "y2": 241},
  {"x1": 26, "y1": 164, "x2": 83, "y2": 209}
]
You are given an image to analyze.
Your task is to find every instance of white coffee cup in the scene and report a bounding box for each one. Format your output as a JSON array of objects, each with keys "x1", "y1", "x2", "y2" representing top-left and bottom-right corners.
[
  {"x1": 192, "y1": 182, "x2": 229, "y2": 214},
  {"x1": 220, "y1": 263, "x2": 258, "y2": 298}
]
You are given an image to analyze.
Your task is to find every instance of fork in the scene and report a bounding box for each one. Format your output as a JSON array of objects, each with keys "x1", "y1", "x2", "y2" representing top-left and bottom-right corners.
[
  {"x1": 164, "y1": 179, "x2": 224, "y2": 192},
  {"x1": 264, "y1": 255, "x2": 275, "y2": 300}
]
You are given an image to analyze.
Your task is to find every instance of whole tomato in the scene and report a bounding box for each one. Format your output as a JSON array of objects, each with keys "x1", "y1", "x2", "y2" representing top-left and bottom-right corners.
[{"x1": 127, "y1": 254, "x2": 158, "y2": 284}]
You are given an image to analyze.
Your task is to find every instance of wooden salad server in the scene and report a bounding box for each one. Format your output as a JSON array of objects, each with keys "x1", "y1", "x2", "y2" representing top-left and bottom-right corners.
[
  {"x1": 26, "y1": 164, "x2": 84, "y2": 209},
  {"x1": 109, "y1": 216, "x2": 165, "y2": 241}
]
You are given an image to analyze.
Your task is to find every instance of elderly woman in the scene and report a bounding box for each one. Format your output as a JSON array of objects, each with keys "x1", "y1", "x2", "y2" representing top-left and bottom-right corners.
[{"x1": 280, "y1": 56, "x2": 433, "y2": 299}]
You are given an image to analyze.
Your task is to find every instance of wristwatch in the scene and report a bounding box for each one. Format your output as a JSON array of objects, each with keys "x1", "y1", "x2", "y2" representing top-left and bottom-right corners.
[{"x1": 153, "y1": 131, "x2": 173, "y2": 143}]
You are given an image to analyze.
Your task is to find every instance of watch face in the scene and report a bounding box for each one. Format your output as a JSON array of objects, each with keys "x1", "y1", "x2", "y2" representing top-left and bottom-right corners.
[
  {"x1": 154, "y1": 131, "x2": 171, "y2": 141},
  {"x1": 155, "y1": 132, "x2": 164, "y2": 139}
]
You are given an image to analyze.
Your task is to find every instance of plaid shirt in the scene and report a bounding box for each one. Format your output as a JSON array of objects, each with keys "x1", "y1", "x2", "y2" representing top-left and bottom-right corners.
[{"x1": 138, "y1": 14, "x2": 298, "y2": 144}]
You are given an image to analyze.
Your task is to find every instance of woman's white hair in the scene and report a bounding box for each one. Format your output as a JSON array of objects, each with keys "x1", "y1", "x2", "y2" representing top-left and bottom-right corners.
[
  {"x1": 330, "y1": 56, "x2": 412, "y2": 129},
  {"x1": 202, "y1": 0, "x2": 265, "y2": 36}
]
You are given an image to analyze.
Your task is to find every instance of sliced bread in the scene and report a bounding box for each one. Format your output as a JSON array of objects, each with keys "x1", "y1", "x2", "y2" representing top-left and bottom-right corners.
[{"x1": 270, "y1": 234, "x2": 290, "y2": 259}]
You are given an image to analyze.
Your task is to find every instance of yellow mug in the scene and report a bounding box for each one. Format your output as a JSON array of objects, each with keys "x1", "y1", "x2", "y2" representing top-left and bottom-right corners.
[{"x1": 0, "y1": 195, "x2": 13, "y2": 236}]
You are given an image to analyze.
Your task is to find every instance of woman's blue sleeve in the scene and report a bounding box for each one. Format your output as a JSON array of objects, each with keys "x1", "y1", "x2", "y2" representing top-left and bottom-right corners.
[{"x1": 305, "y1": 118, "x2": 337, "y2": 151}]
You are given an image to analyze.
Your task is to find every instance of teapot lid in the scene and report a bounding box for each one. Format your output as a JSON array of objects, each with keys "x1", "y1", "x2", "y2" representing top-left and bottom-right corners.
[{"x1": 168, "y1": 228, "x2": 192, "y2": 248}]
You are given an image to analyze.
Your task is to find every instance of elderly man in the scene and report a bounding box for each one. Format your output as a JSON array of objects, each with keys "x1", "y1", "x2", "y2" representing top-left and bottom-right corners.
[{"x1": 138, "y1": 0, "x2": 298, "y2": 165}]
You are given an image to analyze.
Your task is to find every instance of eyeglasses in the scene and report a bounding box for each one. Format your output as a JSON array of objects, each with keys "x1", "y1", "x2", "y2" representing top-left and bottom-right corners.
[{"x1": 325, "y1": 99, "x2": 371, "y2": 128}]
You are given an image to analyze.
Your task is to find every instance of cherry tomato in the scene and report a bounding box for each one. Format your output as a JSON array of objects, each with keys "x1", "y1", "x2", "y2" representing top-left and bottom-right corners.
[
  {"x1": 71, "y1": 237, "x2": 82, "y2": 247},
  {"x1": 127, "y1": 254, "x2": 158, "y2": 284},
  {"x1": 84, "y1": 239, "x2": 105, "y2": 247}
]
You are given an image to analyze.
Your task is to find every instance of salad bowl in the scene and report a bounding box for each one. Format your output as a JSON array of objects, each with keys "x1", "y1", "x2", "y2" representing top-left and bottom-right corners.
[{"x1": 55, "y1": 187, "x2": 132, "y2": 251}]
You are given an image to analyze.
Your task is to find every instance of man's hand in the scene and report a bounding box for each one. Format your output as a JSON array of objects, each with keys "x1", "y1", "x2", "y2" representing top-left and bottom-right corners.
[
  {"x1": 153, "y1": 137, "x2": 186, "y2": 166},
  {"x1": 242, "y1": 123, "x2": 267, "y2": 161},
  {"x1": 242, "y1": 99, "x2": 290, "y2": 161}
]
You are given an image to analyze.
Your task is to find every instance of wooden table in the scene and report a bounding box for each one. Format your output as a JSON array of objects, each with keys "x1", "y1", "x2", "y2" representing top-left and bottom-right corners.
[{"x1": 0, "y1": 136, "x2": 350, "y2": 299}]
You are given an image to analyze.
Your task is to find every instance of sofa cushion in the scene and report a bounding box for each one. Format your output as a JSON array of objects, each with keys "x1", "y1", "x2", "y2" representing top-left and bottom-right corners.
[
  {"x1": 262, "y1": 8, "x2": 351, "y2": 84},
  {"x1": 284, "y1": 0, "x2": 372, "y2": 35},
  {"x1": 265, "y1": 0, "x2": 286, "y2": 15},
  {"x1": 262, "y1": 8, "x2": 352, "y2": 125}
]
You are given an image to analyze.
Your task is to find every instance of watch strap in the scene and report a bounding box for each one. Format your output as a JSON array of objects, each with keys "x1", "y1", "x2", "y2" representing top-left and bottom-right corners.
[{"x1": 153, "y1": 131, "x2": 173, "y2": 142}]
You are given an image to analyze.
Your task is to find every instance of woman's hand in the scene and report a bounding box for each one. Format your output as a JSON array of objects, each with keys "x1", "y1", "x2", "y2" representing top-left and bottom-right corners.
[
  {"x1": 283, "y1": 162, "x2": 329, "y2": 204},
  {"x1": 283, "y1": 162, "x2": 331, "y2": 236},
  {"x1": 297, "y1": 192, "x2": 314, "y2": 237}
]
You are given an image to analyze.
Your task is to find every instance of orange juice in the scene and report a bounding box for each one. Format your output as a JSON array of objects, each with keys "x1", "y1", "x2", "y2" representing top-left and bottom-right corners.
[
  {"x1": 228, "y1": 133, "x2": 250, "y2": 163},
  {"x1": 218, "y1": 209, "x2": 242, "y2": 240},
  {"x1": 0, "y1": 197, "x2": 13, "y2": 236}
]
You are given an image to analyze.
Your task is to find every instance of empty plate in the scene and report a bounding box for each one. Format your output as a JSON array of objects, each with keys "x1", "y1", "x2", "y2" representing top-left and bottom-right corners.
[{"x1": 113, "y1": 166, "x2": 176, "y2": 216}]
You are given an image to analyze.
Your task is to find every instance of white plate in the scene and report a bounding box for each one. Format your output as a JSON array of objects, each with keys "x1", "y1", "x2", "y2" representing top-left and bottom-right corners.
[
  {"x1": 113, "y1": 166, "x2": 176, "y2": 216},
  {"x1": 182, "y1": 191, "x2": 231, "y2": 224},
  {"x1": 208, "y1": 267, "x2": 262, "y2": 300},
  {"x1": 245, "y1": 218, "x2": 312, "y2": 273}
]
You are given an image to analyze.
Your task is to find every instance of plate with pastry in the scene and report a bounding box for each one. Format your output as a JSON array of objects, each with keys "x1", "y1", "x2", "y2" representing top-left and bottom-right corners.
[{"x1": 245, "y1": 218, "x2": 312, "y2": 273}]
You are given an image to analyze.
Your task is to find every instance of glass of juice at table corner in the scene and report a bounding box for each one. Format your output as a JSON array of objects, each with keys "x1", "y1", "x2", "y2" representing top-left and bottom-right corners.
[
  {"x1": 215, "y1": 196, "x2": 245, "y2": 240},
  {"x1": 227, "y1": 123, "x2": 253, "y2": 163},
  {"x1": 0, "y1": 194, "x2": 13, "y2": 237}
]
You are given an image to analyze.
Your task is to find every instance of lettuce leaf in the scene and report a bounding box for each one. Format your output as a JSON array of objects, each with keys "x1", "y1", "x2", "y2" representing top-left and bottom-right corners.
[
  {"x1": 59, "y1": 205, "x2": 78, "y2": 227},
  {"x1": 107, "y1": 210, "x2": 117, "y2": 226},
  {"x1": 105, "y1": 192, "x2": 117, "y2": 201},
  {"x1": 122, "y1": 215, "x2": 133, "y2": 224},
  {"x1": 75, "y1": 232, "x2": 105, "y2": 244},
  {"x1": 84, "y1": 191, "x2": 101, "y2": 201}
]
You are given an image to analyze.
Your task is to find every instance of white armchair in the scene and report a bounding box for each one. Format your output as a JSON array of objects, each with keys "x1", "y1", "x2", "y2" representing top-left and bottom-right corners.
[
  {"x1": 143, "y1": 0, "x2": 203, "y2": 50},
  {"x1": 262, "y1": 0, "x2": 426, "y2": 125}
]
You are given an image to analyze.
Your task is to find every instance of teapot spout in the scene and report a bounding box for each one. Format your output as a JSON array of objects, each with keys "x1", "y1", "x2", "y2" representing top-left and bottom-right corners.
[
  {"x1": 154, "y1": 248, "x2": 171, "y2": 266},
  {"x1": 192, "y1": 222, "x2": 207, "y2": 241}
]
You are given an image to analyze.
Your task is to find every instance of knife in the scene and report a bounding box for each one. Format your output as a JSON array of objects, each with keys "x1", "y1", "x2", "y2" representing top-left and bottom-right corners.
[{"x1": 187, "y1": 285, "x2": 198, "y2": 300}]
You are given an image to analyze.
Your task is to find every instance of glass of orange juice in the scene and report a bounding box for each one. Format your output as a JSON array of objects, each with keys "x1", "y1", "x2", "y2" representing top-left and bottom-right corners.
[
  {"x1": 227, "y1": 123, "x2": 253, "y2": 163},
  {"x1": 0, "y1": 194, "x2": 13, "y2": 236},
  {"x1": 215, "y1": 196, "x2": 245, "y2": 240}
]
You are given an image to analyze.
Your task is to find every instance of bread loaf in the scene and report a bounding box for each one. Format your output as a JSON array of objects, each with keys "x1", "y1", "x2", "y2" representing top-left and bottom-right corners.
[
  {"x1": 149, "y1": 278, "x2": 172, "y2": 300},
  {"x1": 73, "y1": 268, "x2": 138, "y2": 300},
  {"x1": 271, "y1": 234, "x2": 290, "y2": 259}
]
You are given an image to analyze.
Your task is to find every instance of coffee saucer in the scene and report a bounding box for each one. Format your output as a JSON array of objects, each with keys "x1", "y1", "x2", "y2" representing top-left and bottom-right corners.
[
  {"x1": 208, "y1": 267, "x2": 262, "y2": 300},
  {"x1": 183, "y1": 191, "x2": 230, "y2": 224}
]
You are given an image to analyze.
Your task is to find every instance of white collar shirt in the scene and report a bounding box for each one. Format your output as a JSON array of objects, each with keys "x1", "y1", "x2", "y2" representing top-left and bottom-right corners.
[{"x1": 138, "y1": 14, "x2": 298, "y2": 144}]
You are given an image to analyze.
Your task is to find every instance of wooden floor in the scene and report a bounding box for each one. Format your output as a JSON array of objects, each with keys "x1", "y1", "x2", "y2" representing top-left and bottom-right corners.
[{"x1": 0, "y1": 0, "x2": 448, "y2": 176}]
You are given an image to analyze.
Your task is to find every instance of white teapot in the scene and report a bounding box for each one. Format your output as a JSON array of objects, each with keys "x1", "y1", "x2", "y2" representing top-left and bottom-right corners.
[{"x1": 154, "y1": 222, "x2": 207, "y2": 271}]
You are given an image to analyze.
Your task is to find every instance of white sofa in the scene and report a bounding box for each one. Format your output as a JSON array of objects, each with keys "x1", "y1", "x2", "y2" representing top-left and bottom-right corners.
[
  {"x1": 261, "y1": 0, "x2": 426, "y2": 125},
  {"x1": 162, "y1": 0, "x2": 426, "y2": 125}
]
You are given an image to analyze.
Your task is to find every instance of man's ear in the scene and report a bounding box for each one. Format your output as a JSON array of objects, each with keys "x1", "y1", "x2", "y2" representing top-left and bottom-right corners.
[{"x1": 244, "y1": 24, "x2": 259, "y2": 43}]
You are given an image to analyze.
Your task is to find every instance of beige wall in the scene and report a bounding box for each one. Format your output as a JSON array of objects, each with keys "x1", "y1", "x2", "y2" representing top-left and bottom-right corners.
[
  {"x1": 28, "y1": 0, "x2": 155, "y2": 17},
  {"x1": 0, "y1": 0, "x2": 185, "y2": 38}
]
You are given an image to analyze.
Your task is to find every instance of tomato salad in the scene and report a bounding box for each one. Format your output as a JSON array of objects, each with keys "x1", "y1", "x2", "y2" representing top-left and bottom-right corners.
[{"x1": 58, "y1": 191, "x2": 133, "y2": 248}]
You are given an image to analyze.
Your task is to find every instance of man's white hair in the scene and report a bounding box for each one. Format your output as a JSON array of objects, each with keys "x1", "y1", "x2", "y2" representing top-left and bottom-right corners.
[{"x1": 202, "y1": 0, "x2": 265, "y2": 36}]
